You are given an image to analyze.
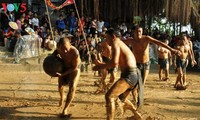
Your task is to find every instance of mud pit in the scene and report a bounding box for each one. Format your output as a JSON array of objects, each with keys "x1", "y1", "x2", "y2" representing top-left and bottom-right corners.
[{"x1": 0, "y1": 66, "x2": 199, "y2": 120}]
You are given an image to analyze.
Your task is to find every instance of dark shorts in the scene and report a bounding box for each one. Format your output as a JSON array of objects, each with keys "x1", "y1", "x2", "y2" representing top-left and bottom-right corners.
[
  {"x1": 59, "y1": 66, "x2": 81, "y2": 86},
  {"x1": 102, "y1": 56, "x2": 110, "y2": 63},
  {"x1": 137, "y1": 62, "x2": 150, "y2": 80},
  {"x1": 120, "y1": 68, "x2": 139, "y2": 88},
  {"x1": 119, "y1": 68, "x2": 144, "y2": 108},
  {"x1": 176, "y1": 59, "x2": 187, "y2": 73},
  {"x1": 107, "y1": 68, "x2": 116, "y2": 73},
  {"x1": 158, "y1": 58, "x2": 169, "y2": 69},
  {"x1": 59, "y1": 74, "x2": 71, "y2": 85}
]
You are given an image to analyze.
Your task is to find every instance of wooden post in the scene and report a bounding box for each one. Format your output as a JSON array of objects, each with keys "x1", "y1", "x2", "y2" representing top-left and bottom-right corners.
[
  {"x1": 44, "y1": 0, "x2": 55, "y2": 41},
  {"x1": 81, "y1": 0, "x2": 83, "y2": 16},
  {"x1": 73, "y1": 0, "x2": 91, "y2": 62}
]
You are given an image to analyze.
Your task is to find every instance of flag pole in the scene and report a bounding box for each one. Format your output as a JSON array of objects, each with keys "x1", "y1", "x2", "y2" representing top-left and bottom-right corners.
[
  {"x1": 44, "y1": 0, "x2": 55, "y2": 41},
  {"x1": 73, "y1": 0, "x2": 92, "y2": 63}
]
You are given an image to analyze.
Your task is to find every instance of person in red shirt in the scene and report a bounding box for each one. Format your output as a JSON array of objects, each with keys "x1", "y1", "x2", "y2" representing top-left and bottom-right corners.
[
  {"x1": 3, "y1": 27, "x2": 14, "y2": 48},
  {"x1": 78, "y1": 16, "x2": 85, "y2": 33}
]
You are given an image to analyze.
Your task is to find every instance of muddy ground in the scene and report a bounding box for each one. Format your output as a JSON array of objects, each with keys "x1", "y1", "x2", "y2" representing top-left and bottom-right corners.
[{"x1": 0, "y1": 65, "x2": 199, "y2": 120}]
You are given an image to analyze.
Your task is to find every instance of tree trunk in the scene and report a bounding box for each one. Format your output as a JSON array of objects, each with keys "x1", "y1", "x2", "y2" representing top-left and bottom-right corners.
[
  {"x1": 81, "y1": 0, "x2": 83, "y2": 16},
  {"x1": 147, "y1": 17, "x2": 152, "y2": 35},
  {"x1": 194, "y1": 26, "x2": 200, "y2": 41}
]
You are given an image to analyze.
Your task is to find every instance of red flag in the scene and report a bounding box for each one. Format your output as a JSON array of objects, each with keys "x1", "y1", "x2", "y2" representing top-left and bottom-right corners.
[
  {"x1": 62, "y1": 0, "x2": 74, "y2": 7},
  {"x1": 46, "y1": 0, "x2": 74, "y2": 10}
]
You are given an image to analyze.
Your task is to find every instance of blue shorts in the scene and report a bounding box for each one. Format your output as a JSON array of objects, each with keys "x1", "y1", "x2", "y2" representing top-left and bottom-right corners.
[
  {"x1": 176, "y1": 59, "x2": 187, "y2": 73},
  {"x1": 158, "y1": 58, "x2": 169, "y2": 69}
]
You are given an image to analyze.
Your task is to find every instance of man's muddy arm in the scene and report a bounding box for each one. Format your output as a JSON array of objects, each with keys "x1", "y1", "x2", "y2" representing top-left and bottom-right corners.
[
  {"x1": 93, "y1": 43, "x2": 119, "y2": 70},
  {"x1": 121, "y1": 38, "x2": 133, "y2": 45},
  {"x1": 188, "y1": 48, "x2": 195, "y2": 67},
  {"x1": 189, "y1": 42, "x2": 197, "y2": 65},
  {"x1": 168, "y1": 51, "x2": 173, "y2": 66},
  {"x1": 59, "y1": 50, "x2": 80, "y2": 76},
  {"x1": 147, "y1": 36, "x2": 179, "y2": 54}
]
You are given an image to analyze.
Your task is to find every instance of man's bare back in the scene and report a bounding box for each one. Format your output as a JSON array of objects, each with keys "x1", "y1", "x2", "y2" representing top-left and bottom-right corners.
[
  {"x1": 93, "y1": 28, "x2": 142, "y2": 120},
  {"x1": 113, "y1": 38, "x2": 137, "y2": 71},
  {"x1": 100, "y1": 41, "x2": 112, "y2": 59}
]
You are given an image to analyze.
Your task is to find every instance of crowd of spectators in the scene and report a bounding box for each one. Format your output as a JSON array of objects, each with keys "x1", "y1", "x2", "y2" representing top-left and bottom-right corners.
[{"x1": 0, "y1": 10, "x2": 199, "y2": 68}]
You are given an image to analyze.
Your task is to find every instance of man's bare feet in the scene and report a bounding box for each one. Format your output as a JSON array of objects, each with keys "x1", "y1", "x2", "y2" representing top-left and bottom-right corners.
[
  {"x1": 59, "y1": 113, "x2": 72, "y2": 118},
  {"x1": 128, "y1": 113, "x2": 143, "y2": 120},
  {"x1": 163, "y1": 78, "x2": 169, "y2": 81},
  {"x1": 115, "y1": 99, "x2": 125, "y2": 116},
  {"x1": 133, "y1": 112, "x2": 143, "y2": 120},
  {"x1": 94, "y1": 88, "x2": 105, "y2": 94},
  {"x1": 106, "y1": 83, "x2": 113, "y2": 90},
  {"x1": 94, "y1": 79, "x2": 101, "y2": 86},
  {"x1": 176, "y1": 84, "x2": 187, "y2": 90}
]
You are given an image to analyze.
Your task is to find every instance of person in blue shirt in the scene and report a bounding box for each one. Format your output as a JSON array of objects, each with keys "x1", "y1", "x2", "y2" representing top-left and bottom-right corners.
[
  {"x1": 56, "y1": 14, "x2": 66, "y2": 32},
  {"x1": 67, "y1": 12, "x2": 77, "y2": 35}
]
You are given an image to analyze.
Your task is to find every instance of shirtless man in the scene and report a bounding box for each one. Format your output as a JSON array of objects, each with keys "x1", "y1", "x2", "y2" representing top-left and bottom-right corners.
[
  {"x1": 124, "y1": 26, "x2": 179, "y2": 85},
  {"x1": 183, "y1": 33, "x2": 197, "y2": 66},
  {"x1": 93, "y1": 28, "x2": 142, "y2": 120},
  {"x1": 157, "y1": 39, "x2": 172, "y2": 81},
  {"x1": 123, "y1": 25, "x2": 180, "y2": 103},
  {"x1": 174, "y1": 35, "x2": 193, "y2": 89},
  {"x1": 98, "y1": 41, "x2": 116, "y2": 92},
  {"x1": 53, "y1": 37, "x2": 81, "y2": 117}
]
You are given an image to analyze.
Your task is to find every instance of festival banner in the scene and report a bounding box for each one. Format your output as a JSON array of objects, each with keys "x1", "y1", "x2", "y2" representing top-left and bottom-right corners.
[{"x1": 46, "y1": 0, "x2": 74, "y2": 10}]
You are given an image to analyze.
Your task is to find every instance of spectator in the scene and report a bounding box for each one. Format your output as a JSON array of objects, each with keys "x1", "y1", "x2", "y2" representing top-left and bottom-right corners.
[
  {"x1": 56, "y1": 14, "x2": 66, "y2": 33},
  {"x1": 8, "y1": 12, "x2": 15, "y2": 22},
  {"x1": 67, "y1": 12, "x2": 77, "y2": 35},
  {"x1": 3, "y1": 22, "x2": 17, "y2": 48},
  {"x1": 25, "y1": 11, "x2": 33, "y2": 26},
  {"x1": 119, "y1": 22, "x2": 127, "y2": 34},
  {"x1": 84, "y1": 16, "x2": 91, "y2": 34},
  {"x1": 13, "y1": 30, "x2": 24, "y2": 63},
  {"x1": 16, "y1": 15, "x2": 25, "y2": 31},
  {"x1": 122, "y1": 28, "x2": 132, "y2": 38},
  {"x1": 32, "y1": 13, "x2": 39, "y2": 31},
  {"x1": 78, "y1": 16, "x2": 85, "y2": 32},
  {"x1": 90, "y1": 19, "x2": 97, "y2": 36},
  {"x1": 97, "y1": 18, "x2": 104, "y2": 33}
]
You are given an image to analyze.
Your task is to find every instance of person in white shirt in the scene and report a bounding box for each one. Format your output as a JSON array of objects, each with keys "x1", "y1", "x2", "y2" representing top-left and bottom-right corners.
[
  {"x1": 97, "y1": 19, "x2": 104, "y2": 33},
  {"x1": 120, "y1": 22, "x2": 127, "y2": 34},
  {"x1": 32, "y1": 13, "x2": 39, "y2": 31},
  {"x1": 90, "y1": 19, "x2": 97, "y2": 36}
]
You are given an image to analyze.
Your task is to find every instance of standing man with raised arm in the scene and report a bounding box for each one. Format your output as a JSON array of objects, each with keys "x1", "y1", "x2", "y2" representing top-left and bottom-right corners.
[
  {"x1": 123, "y1": 25, "x2": 180, "y2": 103},
  {"x1": 124, "y1": 25, "x2": 179, "y2": 85}
]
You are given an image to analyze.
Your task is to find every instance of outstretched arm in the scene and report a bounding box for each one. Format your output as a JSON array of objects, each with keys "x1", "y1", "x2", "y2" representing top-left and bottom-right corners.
[
  {"x1": 168, "y1": 51, "x2": 172, "y2": 66},
  {"x1": 121, "y1": 38, "x2": 133, "y2": 45},
  {"x1": 146, "y1": 36, "x2": 180, "y2": 55}
]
